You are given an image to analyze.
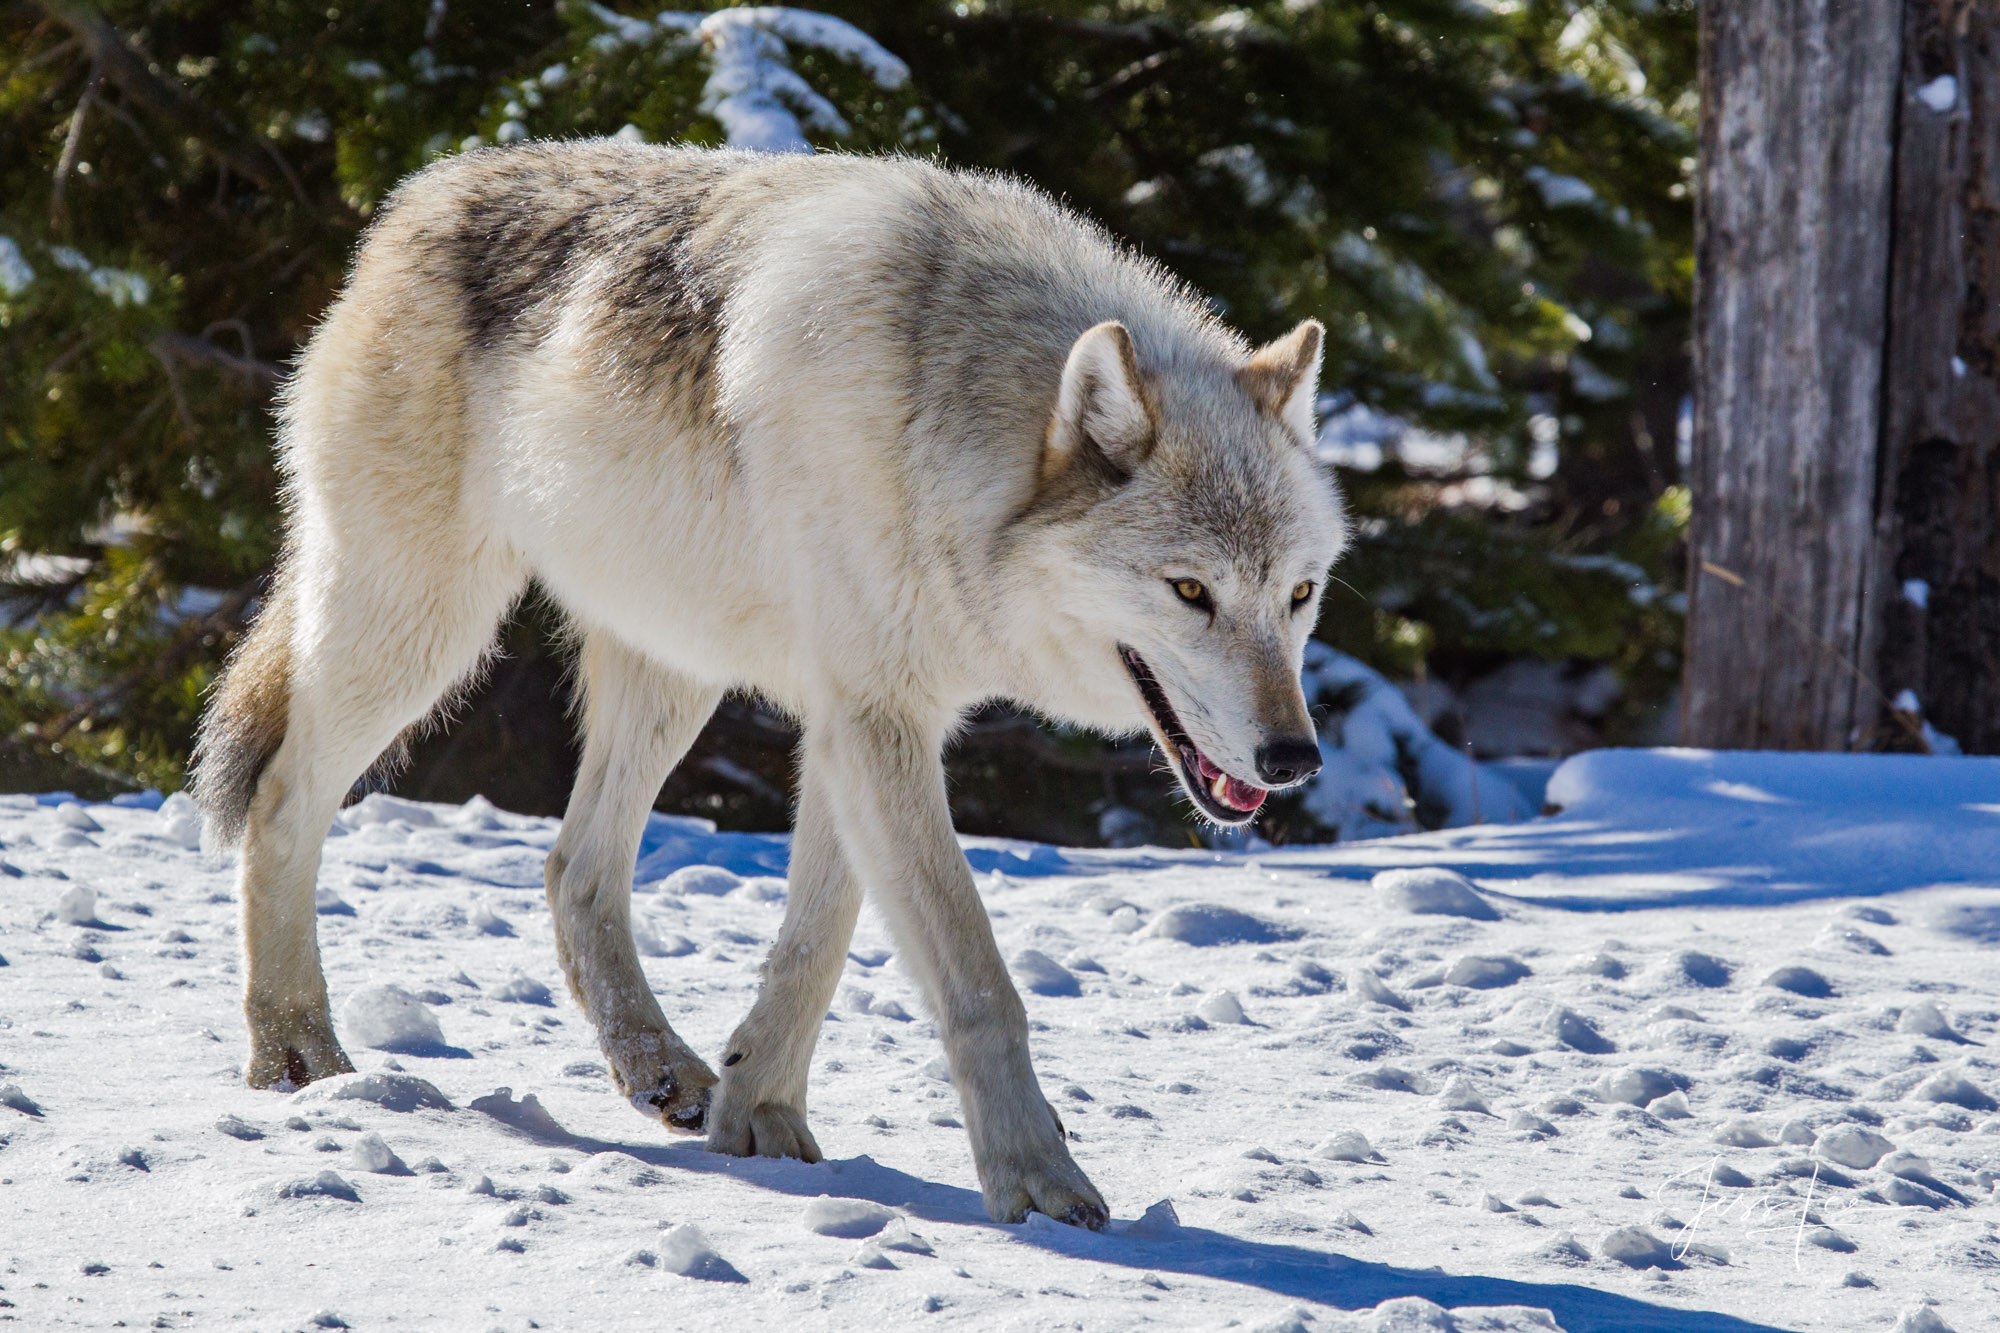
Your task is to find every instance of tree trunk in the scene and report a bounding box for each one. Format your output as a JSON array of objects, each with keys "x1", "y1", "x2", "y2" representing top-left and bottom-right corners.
[
  {"x1": 1863, "y1": 1, "x2": 2000, "y2": 755},
  {"x1": 1686, "y1": 0, "x2": 2000, "y2": 754}
]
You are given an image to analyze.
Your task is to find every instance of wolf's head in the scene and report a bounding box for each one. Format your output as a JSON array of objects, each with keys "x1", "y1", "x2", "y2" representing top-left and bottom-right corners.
[{"x1": 1009, "y1": 318, "x2": 1348, "y2": 827}]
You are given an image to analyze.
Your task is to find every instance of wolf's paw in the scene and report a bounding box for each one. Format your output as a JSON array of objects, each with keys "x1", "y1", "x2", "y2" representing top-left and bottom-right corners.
[
  {"x1": 706, "y1": 1097, "x2": 823, "y2": 1163},
  {"x1": 625, "y1": 1058, "x2": 718, "y2": 1135},
  {"x1": 984, "y1": 1160, "x2": 1109, "y2": 1230},
  {"x1": 245, "y1": 1010, "x2": 354, "y2": 1091}
]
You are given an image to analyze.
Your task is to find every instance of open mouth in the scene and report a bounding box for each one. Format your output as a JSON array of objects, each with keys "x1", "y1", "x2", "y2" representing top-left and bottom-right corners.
[{"x1": 1118, "y1": 646, "x2": 1269, "y2": 826}]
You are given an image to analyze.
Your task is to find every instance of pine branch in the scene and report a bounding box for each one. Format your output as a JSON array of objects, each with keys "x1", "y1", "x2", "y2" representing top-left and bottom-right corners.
[
  {"x1": 149, "y1": 330, "x2": 284, "y2": 386},
  {"x1": 28, "y1": 577, "x2": 261, "y2": 750},
  {"x1": 33, "y1": 0, "x2": 309, "y2": 206},
  {"x1": 48, "y1": 52, "x2": 103, "y2": 230}
]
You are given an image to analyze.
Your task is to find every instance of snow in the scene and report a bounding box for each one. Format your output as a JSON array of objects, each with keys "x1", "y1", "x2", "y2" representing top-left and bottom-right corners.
[
  {"x1": 1917, "y1": 75, "x2": 1958, "y2": 114},
  {"x1": 340, "y1": 984, "x2": 450, "y2": 1055},
  {"x1": 2, "y1": 751, "x2": 1998, "y2": 1329},
  {"x1": 1524, "y1": 167, "x2": 1597, "y2": 209},
  {"x1": 0, "y1": 235, "x2": 33, "y2": 296},
  {"x1": 802, "y1": 1195, "x2": 898, "y2": 1238},
  {"x1": 1010, "y1": 947, "x2": 1081, "y2": 997},
  {"x1": 1300, "y1": 645, "x2": 1533, "y2": 842},
  {"x1": 1376, "y1": 868, "x2": 1503, "y2": 920},
  {"x1": 583, "y1": 5, "x2": 908, "y2": 154},
  {"x1": 47, "y1": 244, "x2": 150, "y2": 306}
]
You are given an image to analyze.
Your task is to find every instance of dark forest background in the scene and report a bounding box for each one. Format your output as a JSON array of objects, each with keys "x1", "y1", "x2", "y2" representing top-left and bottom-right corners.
[{"x1": 1, "y1": 0, "x2": 1695, "y2": 844}]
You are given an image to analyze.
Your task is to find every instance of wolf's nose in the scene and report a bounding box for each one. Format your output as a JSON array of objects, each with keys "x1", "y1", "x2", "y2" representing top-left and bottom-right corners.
[{"x1": 1254, "y1": 737, "x2": 1322, "y2": 787}]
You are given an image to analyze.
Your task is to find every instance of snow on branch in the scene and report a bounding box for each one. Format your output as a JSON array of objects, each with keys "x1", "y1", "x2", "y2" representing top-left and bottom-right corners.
[
  {"x1": 1298, "y1": 641, "x2": 1532, "y2": 841},
  {"x1": 585, "y1": 5, "x2": 909, "y2": 153}
]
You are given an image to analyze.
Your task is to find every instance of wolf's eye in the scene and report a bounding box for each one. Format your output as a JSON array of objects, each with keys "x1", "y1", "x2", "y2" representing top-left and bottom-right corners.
[
  {"x1": 1170, "y1": 578, "x2": 1211, "y2": 609},
  {"x1": 1290, "y1": 580, "x2": 1315, "y2": 607}
]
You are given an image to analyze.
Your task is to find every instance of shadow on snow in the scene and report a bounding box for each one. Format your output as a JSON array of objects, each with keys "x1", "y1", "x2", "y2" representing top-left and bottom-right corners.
[{"x1": 467, "y1": 1093, "x2": 1798, "y2": 1333}]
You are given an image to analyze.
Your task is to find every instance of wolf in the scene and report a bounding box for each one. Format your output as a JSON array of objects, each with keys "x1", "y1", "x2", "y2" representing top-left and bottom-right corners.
[{"x1": 194, "y1": 141, "x2": 1346, "y2": 1228}]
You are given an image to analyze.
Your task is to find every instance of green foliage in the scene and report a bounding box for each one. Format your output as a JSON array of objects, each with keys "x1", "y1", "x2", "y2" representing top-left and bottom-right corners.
[
  {"x1": 1, "y1": 0, "x2": 1693, "y2": 815},
  {"x1": 1316, "y1": 482, "x2": 1689, "y2": 740}
]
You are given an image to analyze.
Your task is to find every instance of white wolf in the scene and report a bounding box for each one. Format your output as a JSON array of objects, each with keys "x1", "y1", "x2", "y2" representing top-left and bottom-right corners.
[{"x1": 195, "y1": 142, "x2": 1346, "y2": 1228}]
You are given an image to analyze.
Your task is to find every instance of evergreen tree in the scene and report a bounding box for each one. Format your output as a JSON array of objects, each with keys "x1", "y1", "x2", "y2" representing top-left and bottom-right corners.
[{"x1": 1, "y1": 1, "x2": 1693, "y2": 841}]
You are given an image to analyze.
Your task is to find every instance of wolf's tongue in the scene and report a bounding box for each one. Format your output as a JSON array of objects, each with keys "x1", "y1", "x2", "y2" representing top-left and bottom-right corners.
[
  {"x1": 1221, "y1": 776, "x2": 1266, "y2": 812},
  {"x1": 1193, "y1": 751, "x2": 1266, "y2": 812}
]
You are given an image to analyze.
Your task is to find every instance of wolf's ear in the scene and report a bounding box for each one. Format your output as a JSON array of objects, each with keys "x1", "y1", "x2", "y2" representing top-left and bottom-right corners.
[
  {"x1": 1238, "y1": 319, "x2": 1324, "y2": 445},
  {"x1": 1044, "y1": 321, "x2": 1155, "y2": 483}
]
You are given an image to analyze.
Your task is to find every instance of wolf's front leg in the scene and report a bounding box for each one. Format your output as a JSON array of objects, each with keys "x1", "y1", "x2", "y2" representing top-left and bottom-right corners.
[
  {"x1": 706, "y1": 772, "x2": 861, "y2": 1161},
  {"x1": 548, "y1": 635, "x2": 723, "y2": 1131},
  {"x1": 815, "y1": 704, "x2": 1107, "y2": 1228}
]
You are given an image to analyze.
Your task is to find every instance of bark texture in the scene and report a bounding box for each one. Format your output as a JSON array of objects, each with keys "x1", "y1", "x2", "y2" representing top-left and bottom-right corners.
[
  {"x1": 1686, "y1": 0, "x2": 1902, "y2": 749},
  {"x1": 1864, "y1": 0, "x2": 2000, "y2": 754},
  {"x1": 1688, "y1": 0, "x2": 1999, "y2": 753}
]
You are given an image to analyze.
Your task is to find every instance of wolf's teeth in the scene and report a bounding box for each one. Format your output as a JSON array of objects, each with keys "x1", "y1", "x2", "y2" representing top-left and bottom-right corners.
[{"x1": 1211, "y1": 773, "x2": 1230, "y2": 804}]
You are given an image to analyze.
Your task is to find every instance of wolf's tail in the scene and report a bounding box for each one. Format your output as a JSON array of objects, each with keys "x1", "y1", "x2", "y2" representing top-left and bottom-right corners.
[{"x1": 192, "y1": 583, "x2": 296, "y2": 847}]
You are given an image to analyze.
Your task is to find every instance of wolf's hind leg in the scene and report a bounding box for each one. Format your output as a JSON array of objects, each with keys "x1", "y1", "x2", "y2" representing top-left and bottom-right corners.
[
  {"x1": 547, "y1": 632, "x2": 722, "y2": 1132},
  {"x1": 707, "y1": 768, "x2": 861, "y2": 1161},
  {"x1": 227, "y1": 545, "x2": 525, "y2": 1090}
]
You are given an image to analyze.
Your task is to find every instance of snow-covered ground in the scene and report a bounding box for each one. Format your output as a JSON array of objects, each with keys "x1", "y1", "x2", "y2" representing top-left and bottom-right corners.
[{"x1": 1, "y1": 749, "x2": 1995, "y2": 1332}]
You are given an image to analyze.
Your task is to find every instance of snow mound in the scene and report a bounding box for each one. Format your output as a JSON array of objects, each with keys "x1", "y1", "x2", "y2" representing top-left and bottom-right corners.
[
  {"x1": 340, "y1": 985, "x2": 448, "y2": 1054},
  {"x1": 471, "y1": 902, "x2": 513, "y2": 937},
  {"x1": 1010, "y1": 948, "x2": 1079, "y2": 997},
  {"x1": 1913, "y1": 1070, "x2": 1997, "y2": 1112},
  {"x1": 1, "y1": 1082, "x2": 45, "y2": 1117},
  {"x1": 633, "y1": 922, "x2": 696, "y2": 957},
  {"x1": 1542, "y1": 1005, "x2": 1613, "y2": 1053},
  {"x1": 214, "y1": 1114, "x2": 264, "y2": 1141},
  {"x1": 1596, "y1": 1067, "x2": 1683, "y2": 1108},
  {"x1": 1316, "y1": 1297, "x2": 1564, "y2": 1332},
  {"x1": 659, "y1": 865, "x2": 740, "y2": 897},
  {"x1": 1117, "y1": 1197, "x2": 1182, "y2": 1240},
  {"x1": 55, "y1": 883, "x2": 99, "y2": 926},
  {"x1": 338, "y1": 793, "x2": 441, "y2": 829},
  {"x1": 54, "y1": 801, "x2": 101, "y2": 833},
  {"x1": 1814, "y1": 1125, "x2": 1893, "y2": 1169},
  {"x1": 1599, "y1": 1225, "x2": 1674, "y2": 1269},
  {"x1": 1150, "y1": 903, "x2": 1299, "y2": 946},
  {"x1": 1373, "y1": 868, "x2": 1499, "y2": 920},
  {"x1": 657, "y1": 1223, "x2": 745, "y2": 1282},
  {"x1": 468, "y1": 1088, "x2": 573, "y2": 1140},
  {"x1": 349, "y1": 1131, "x2": 410, "y2": 1175},
  {"x1": 1443, "y1": 954, "x2": 1529, "y2": 988},
  {"x1": 277, "y1": 1169, "x2": 361, "y2": 1203},
  {"x1": 156, "y1": 791, "x2": 202, "y2": 849},
  {"x1": 801, "y1": 1196, "x2": 896, "y2": 1238},
  {"x1": 1898, "y1": 1001, "x2": 1973, "y2": 1043},
  {"x1": 1535, "y1": 748, "x2": 2000, "y2": 902},
  {"x1": 1662, "y1": 949, "x2": 1732, "y2": 988},
  {"x1": 1197, "y1": 989, "x2": 1248, "y2": 1025},
  {"x1": 491, "y1": 975, "x2": 553, "y2": 1005},
  {"x1": 291, "y1": 1071, "x2": 453, "y2": 1113},
  {"x1": 1349, "y1": 968, "x2": 1410, "y2": 1011},
  {"x1": 1316, "y1": 1130, "x2": 1382, "y2": 1163},
  {"x1": 1763, "y1": 964, "x2": 1833, "y2": 997}
]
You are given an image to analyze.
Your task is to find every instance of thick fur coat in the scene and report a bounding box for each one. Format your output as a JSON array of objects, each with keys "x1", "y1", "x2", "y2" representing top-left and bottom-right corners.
[{"x1": 196, "y1": 142, "x2": 1347, "y2": 1226}]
